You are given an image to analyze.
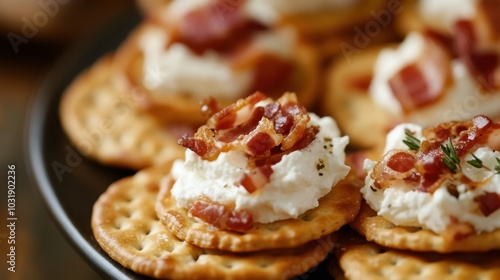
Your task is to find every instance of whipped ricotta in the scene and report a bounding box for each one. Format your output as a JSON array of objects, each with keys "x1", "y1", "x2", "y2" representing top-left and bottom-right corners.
[
  {"x1": 370, "y1": 32, "x2": 500, "y2": 126},
  {"x1": 362, "y1": 123, "x2": 500, "y2": 233},
  {"x1": 171, "y1": 114, "x2": 350, "y2": 224},
  {"x1": 419, "y1": 0, "x2": 478, "y2": 34}
]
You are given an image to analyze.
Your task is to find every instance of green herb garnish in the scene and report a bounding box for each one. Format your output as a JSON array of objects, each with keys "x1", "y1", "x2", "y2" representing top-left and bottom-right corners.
[
  {"x1": 441, "y1": 138, "x2": 460, "y2": 173},
  {"x1": 495, "y1": 157, "x2": 500, "y2": 174},
  {"x1": 467, "y1": 153, "x2": 483, "y2": 169},
  {"x1": 403, "y1": 131, "x2": 421, "y2": 151}
]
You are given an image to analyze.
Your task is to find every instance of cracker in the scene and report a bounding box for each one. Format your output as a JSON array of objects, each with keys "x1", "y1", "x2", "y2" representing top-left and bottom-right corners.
[
  {"x1": 351, "y1": 201, "x2": 500, "y2": 253},
  {"x1": 59, "y1": 55, "x2": 187, "y2": 170},
  {"x1": 91, "y1": 163, "x2": 337, "y2": 279},
  {"x1": 332, "y1": 228, "x2": 500, "y2": 280},
  {"x1": 113, "y1": 21, "x2": 321, "y2": 123},
  {"x1": 280, "y1": 0, "x2": 393, "y2": 58},
  {"x1": 322, "y1": 44, "x2": 399, "y2": 149},
  {"x1": 155, "y1": 170, "x2": 362, "y2": 252}
]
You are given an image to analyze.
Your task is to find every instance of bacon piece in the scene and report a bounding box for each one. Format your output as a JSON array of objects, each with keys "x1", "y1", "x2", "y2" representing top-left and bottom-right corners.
[
  {"x1": 388, "y1": 35, "x2": 451, "y2": 112},
  {"x1": 172, "y1": 1, "x2": 266, "y2": 54},
  {"x1": 387, "y1": 151, "x2": 416, "y2": 173},
  {"x1": 189, "y1": 198, "x2": 253, "y2": 232},
  {"x1": 239, "y1": 165, "x2": 273, "y2": 193},
  {"x1": 230, "y1": 43, "x2": 293, "y2": 95},
  {"x1": 207, "y1": 91, "x2": 267, "y2": 130},
  {"x1": 454, "y1": 20, "x2": 500, "y2": 91},
  {"x1": 200, "y1": 96, "x2": 222, "y2": 118},
  {"x1": 178, "y1": 135, "x2": 218, "y2": 159},
  {"x1": 217, "y1": 107, "x2": 265, "y2": 143},
  {"x1": 474, "y1": 192, "x2": 500, "y2": 217}
]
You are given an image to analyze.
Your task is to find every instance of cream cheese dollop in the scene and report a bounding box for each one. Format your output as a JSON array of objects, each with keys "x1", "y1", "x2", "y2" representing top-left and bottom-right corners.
[
  {"x1": 369, "y1": 32, "x2": 500, "y2": 127},
  {"x1": 362, "y1": 123, "x2": 500, "y2": 233},
  {"x1": 171, "y1": 114, "x2": 350, "y2": 224},
  {"x1": 139, "y1": 24, "x2": 296, "y2": 100}
]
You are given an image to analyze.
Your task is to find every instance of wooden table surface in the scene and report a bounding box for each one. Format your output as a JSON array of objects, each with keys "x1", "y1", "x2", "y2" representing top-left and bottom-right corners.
[{"x1": 0, "y1": 1, "x2": 134, "y2": 279}]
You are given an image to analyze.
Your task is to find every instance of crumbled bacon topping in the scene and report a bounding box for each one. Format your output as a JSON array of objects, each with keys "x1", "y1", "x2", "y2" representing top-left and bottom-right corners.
[
  {"x1": 188, "y1": 197, "x2": 253, "y2": 232},
  {"x1": 179, "y1": 92, "x2": 318, "y2": 196},
  {"x1": 371, "y1": 115, "x2": 500, "y2": 196},
  {"x1": 388, "y1": 34, "x2": 452, "y2": 113}
]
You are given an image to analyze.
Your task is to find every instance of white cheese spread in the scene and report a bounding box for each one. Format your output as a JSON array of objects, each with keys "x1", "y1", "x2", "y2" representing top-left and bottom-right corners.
[{"x1": 171, "y1": 114, "x2": 350, "y2": 224}]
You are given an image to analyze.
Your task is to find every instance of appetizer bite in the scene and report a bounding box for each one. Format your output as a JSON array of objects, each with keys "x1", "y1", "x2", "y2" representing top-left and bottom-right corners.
[
  {"x1": 114, "y1": 0, "x2": 321, "y2": 124},
  {"x1": 91, "y1": 159, "x2": 337, "y2": 280},
  {"x1": 155, "y1": 92, "x2": 363, "y2": 252},
  {"x1": 352, "y1": 115, "x2": 500, "y2": 252},
  {"x1": 91, "y1": 92, "x2": 363, "y2": 279},
  {"x1": 323, "y1": 24, "x2": 500, "y2": 149}
]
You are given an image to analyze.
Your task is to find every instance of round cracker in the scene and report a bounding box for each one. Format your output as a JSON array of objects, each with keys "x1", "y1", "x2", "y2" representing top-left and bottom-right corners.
[
  {"x1": 351, "y1": 201, "x2": 500, "y2": 253},
  {"x1": 332, "y1": 228, "x2": 500, "y2": 280},
  {"x1": 91, "y1": 163, "x2": 337, "y2": 279},
  {"x1": 113, "y1": 21, "x2": 321, "y2": 123},
  {"x1": 155, "y1": 170, "x2": 362, "y2": 252},
  {"x1": 280, "y1": 0, "x2": 395, "y2": 58},
  {"x1": 322, "y1": 44, "x2": 399, "y2": 149},
  {"x1": 59, "y1": 55, "x2": 186, "y2": 170}
]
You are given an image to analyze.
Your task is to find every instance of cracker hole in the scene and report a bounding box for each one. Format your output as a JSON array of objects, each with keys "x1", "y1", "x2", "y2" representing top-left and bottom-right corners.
[
  {"x1": 113, "y1": 220, "x2": 122, "y2": 230},
  {"x1": 300, "y1": 213, "x2": 316, "y2": 222},
  {"x1": 265, "y1": 224, "x2": 280, "y2": 231},
  {"x1": 134, "y1": 242, "x2": 145, "y2": 252},
  {"x1": 223, "y1": 261, "x2": 234, "y2": 269}
]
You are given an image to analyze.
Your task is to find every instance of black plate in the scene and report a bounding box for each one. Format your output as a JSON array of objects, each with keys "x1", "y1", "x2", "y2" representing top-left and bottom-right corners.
[{"x1": 26, "y1": 6, "x2": 332, "y2": 280}]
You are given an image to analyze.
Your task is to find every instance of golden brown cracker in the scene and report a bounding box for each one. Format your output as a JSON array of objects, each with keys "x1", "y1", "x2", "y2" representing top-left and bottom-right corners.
[
  {"x1": 155, "y1": 170, "x2": 362, "y2": 252},
  {"x1": 322, "y1": 44, "x2": 399, "y2": 149},
  {"x1": 59, "y1": 55, "x2": 186, "y2": 170},
  {"x1": 394, "y1": 0, "x2": 429, "y2": 36},
  {"x1": 91, "y1": 163, "x2": 336, "y2": 279},
  {"x1": 284, "y1": 0, "x2": 397, "y2": 58},
  {"x1": 351, "y1": 201, "x2": 500, "y2": 253},
  {"x1": 332, "y1": 228, "x2": 500, "y2": 280},
  {"x1": 113, "y1": 22, "x2": 321, "y2": 122}
]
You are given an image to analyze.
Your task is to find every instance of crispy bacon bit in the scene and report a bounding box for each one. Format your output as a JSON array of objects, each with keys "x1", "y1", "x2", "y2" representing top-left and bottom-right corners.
[
  {"x1": 178, "y1": 136, "x2": 218, "y2": 159},
  {"x1": 200, "y1": 96, "x2": 221, "y2": 117},
  {"x1": 179, "y1": 92, "x2": 317, "y2": 197},
  {"x1": 189, "y1": 198, "x2": 253, "y2": 232},
  {"x1": 246, "y1": 132, "x2": 276, "y2": 155},
  {"x1": 239, "y1": 165, "x2": 273, "y2": 193},
  {"x1": 387, "y1": 151, "x2": 416, "y2": 173},
  {"x1": 249, "y1": 53, "x2": 293, "y2": 94},
  {"x1": 388, "y1": 35, "x2": 451, "y2": 112},
  {"x1": 454, "y1": 20, "x2": 500, "y2": 91},
  {"x1": 474, "y1": 192, "x2": 500, "y2": 216},
  {"x1": 172, "y1": 1, "x2": 265, "y2": 54}
]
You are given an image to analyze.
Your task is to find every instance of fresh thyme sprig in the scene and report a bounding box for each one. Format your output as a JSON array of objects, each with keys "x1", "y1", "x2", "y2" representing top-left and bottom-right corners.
[
  {"x1": 403, "y1": 130, "x2": 421, "y2": 151},
  {"x1": 467, "y1": 153, "x2": 483, "y2": 169},
  {"x1": 441, "y1": 138, "x2": 460, "y2": 173},
  {"x1": 495, "y1": 157, "x2": 500, "y2": 174},
  {"x1": 467, "y1": 153, "x2": 500, "y2": 174}
]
